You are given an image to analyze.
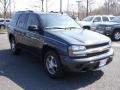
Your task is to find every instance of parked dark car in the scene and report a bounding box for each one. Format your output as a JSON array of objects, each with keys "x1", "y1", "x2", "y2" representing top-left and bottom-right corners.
[
  {"x1": 8, "y1": 11, "x2": 113, "y2": 78},
  {"x1": 91, "y1": 16, "x2": 120, "y2": 41}
]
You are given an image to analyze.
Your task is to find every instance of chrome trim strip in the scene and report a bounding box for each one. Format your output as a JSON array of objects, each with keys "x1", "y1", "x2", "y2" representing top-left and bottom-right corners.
[{"x1": 73, "y1": 48, "x2": 113, "y2": 62}]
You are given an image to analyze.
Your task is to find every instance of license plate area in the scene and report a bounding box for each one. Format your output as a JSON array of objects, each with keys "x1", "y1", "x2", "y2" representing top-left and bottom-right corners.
[{"x1": 99, "y1": 59, "x2": 108, "y2": 67}]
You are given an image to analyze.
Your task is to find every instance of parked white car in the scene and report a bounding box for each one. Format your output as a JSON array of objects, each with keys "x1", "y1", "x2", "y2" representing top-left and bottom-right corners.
[
  {"x1": 77, "y1": 15, "x2": 115, "y2": 30},
  {"x1": 0, "y1": 18, "x2": 11, "y2": 29}
]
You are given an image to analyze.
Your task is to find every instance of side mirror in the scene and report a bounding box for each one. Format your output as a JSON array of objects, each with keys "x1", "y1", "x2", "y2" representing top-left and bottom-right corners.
[{"x1": 28, "y1": 25, "x2": 39, "y2": 31}]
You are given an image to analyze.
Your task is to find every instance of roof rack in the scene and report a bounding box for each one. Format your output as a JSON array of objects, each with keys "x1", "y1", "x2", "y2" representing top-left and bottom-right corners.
[
  {"x1": 17, "y1": 10, "x2": 34, "y2": 13},
  {"x1": 50, "y1": 11, "x2": 64, "y2": 14},
  {"x1": 26, "y1": 10, "x2": 34, "y2": 12}
]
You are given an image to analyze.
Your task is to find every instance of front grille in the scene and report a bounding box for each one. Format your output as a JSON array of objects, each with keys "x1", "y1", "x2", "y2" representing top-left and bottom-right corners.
[
  {"x1": 87, "y1": 50, "x2": 109, "y2": 57},
  {"x1": 78, "y1": 50, "x2": 109, "y2": 58},
  {"x1": 71, "y1": 42, "x2": 110, "y2": 59},
  {"x1": 86, "y1": 42, "x2": 109, "y2": 49}
]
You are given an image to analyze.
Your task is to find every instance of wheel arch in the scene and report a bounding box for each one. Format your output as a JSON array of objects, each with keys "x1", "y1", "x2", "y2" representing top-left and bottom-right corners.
[
  {"x1": 9, "y1": 34, "x2": 15, "y2": 42},
  {"x1": 83, "y1": 26, "x2": 91, "y2": 30},
  {"x1": 41, "y1": 45, "x2": 60, "y2": 60}
]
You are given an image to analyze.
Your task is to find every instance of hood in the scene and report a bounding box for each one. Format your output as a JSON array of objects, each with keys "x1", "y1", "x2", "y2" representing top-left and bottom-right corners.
[{"x1": 46, "y1": 29, "x2": 110, "y2": 45}]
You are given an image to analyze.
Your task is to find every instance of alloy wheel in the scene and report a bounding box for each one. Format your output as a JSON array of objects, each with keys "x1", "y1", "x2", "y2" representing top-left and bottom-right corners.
[
  {"x1": 114, "y1": 31, "x2": 120, "y2": 40},
  {"x1": 46, "y1": 55, "x2": 58, "y2": 75}
]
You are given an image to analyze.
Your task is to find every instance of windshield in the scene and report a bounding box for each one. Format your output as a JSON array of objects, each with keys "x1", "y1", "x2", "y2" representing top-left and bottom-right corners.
[
  {"x1": 110, "y1": 16, "x2": 115, "y2": 20},
  {"x1": 40, "y1": 14, "x2": 80, "y2": 29},
  {"x1": 83, "y1": 16, "x2": 94, "y2": 21},
  {"x1": 111, "y1": 16, "x2": 120, "y2": 23}
]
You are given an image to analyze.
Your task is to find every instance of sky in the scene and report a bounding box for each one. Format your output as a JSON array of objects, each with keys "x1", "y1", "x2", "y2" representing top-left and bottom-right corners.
[{"x1": 11, "y1": 0, "x2": 105, "y2": 12}]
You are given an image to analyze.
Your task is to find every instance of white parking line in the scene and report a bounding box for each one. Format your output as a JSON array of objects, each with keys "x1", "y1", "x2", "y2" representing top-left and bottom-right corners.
[{"x1": 112, "y1": 42, "x2": 120, "y2": 47}]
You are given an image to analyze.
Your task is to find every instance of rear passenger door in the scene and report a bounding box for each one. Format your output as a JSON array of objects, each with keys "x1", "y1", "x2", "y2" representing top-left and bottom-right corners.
[{"x1": 15, "y1": 13, "x2": 28, "y2": 45}]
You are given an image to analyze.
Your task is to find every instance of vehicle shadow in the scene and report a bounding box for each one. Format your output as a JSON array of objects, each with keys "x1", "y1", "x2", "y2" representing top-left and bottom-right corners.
[{"x1": 0, "y1": 49, "x2": 104, "y2": 90}]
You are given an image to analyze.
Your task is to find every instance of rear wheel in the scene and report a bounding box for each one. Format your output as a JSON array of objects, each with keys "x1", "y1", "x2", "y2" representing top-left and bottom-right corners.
[
  {"x1": 10, "y1": 37, "x2": 20, "y2": 55},
  {"x1": 44, "y1": 51, "x2": 63, "y2": 79},
  {"x1": 112, "y1": 30, "x2": 120, "y2": 41}
]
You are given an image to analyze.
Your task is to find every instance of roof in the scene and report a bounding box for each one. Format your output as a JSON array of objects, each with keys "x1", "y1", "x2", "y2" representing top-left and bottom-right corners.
[
  {"x1": 89, "y1": 15, "x2": 114, "y2": 17},
  {"x1": 16, "y1": 10, "x2": 62, "y2": 15}
]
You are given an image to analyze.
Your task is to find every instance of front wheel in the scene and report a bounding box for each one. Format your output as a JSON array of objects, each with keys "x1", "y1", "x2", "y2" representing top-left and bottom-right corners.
[
  {"x1": 10, "y1": 37, "x2": 20, "y2": 55},
  {"x1": 112, "y1": 30, "x2": 120, "y2": 41},
  {"x1": 44, "y1": 51, "x2": 63, "y2": 79}
]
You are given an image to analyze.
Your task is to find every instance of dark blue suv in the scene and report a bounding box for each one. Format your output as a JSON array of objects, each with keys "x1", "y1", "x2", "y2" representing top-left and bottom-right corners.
[{"x1": 8, "y1": 11, "x2": 114, "y2": 78}]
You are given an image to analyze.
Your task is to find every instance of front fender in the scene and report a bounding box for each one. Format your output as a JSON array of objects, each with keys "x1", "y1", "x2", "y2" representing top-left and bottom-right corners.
[{"x1": 43, "y1": 36, "x2": 69, "y2": 56}]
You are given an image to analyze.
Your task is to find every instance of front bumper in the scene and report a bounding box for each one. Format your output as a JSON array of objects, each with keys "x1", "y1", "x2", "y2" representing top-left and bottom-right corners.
[{"x1": 61, "y1": 48, "x2": 114, "y2": 72}]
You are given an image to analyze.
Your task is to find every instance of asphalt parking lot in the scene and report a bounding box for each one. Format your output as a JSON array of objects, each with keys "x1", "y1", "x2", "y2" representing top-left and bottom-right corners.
[{"x1": 0, "y1": 33, "x2": 120, "y2": 90}]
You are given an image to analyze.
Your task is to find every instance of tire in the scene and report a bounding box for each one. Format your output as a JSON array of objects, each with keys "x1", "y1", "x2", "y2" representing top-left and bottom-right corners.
[
  {"x1": 44, "y1": 51, "x2": 63, "y2": 79},
  {"x1": 112, "y1": 30, "x2": 120, "y2": 41},
  {"x1": 10, "y1": 37, "x2": 20, "y2": 55}
]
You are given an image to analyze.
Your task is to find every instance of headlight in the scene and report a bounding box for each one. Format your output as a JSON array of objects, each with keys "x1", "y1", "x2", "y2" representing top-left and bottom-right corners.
[
  {"x1": 109, "y1": 40, "x2": 112, "y2": 47},
  {"x1": 68, "y1": 45, "x2": 86, "y2": 57},
  {"x1": 105, "y1": 27, "x2": 112, "y2": 30}
]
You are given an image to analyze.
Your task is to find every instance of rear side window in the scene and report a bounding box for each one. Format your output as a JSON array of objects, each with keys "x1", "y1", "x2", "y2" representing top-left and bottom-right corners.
[
  {"x1": 94, "y1": 17, "x2": 102, "y2": 22},
  {"x1": 102, "y1": 17, "x2": 109, "y2": 21},
  {"x1": 10, "y1": 13, "x2": 20, "y2": 27},
  {"x1": 16, "y1": 14, "x2": 28, "y2": 29}
]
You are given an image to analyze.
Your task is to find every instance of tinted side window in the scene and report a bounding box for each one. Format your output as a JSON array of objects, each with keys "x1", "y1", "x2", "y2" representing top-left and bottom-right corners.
[
  {"x1": 94, "y1": 17, "x2": 101, "y2": 22},
  {"x1": 10, "y1": 13, "x2": 20, "y2": 27},
  {"x1": 102, "y1": 17, "x2": 109, "y2": 21},
  {"x1": 6, "y1": 20, "x2": 10, "y2": 22},
  {"x1": 27, "y1": 14, "x2": 39, "y2": 29},
  {"x1": 17, "y1": 14, "x2": 28, "y2": 29}
]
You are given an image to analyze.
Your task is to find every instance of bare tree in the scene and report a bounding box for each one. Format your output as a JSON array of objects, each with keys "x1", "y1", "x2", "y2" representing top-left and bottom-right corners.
[
  {"x1": 79, "y1": 0, "x2": 95, "y2": 16},
  {"x1": 100, "y1": 0, "x2": 118, "y2": 15},
  {"x1": 0, "y1": 0, "x2": 11, "y2": 18},
  {"x1": 90, "y1": 0, "x2": 120, "y2": 15}
]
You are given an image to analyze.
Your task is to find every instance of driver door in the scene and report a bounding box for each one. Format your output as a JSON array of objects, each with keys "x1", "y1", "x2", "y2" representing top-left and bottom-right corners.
[{"x1": 25, "y1": 13, "x2": 44, "y2": 54}]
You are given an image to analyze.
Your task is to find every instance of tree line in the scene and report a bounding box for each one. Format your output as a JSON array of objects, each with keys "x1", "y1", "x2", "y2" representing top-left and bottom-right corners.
[
  {"x1": 67, "y1": 0, "x2": 120, "y2": 20},
  {"x1": 0, "y1": 0, "x2": 120, "y2": 19}
]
